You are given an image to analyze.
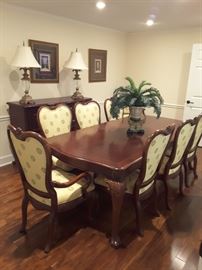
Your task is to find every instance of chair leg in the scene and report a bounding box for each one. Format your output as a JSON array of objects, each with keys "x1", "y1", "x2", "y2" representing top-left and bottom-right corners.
[
  {"x1": 152, "y1": 184, "x2": 160, "y2": 217},
  {"x1": 183, "y1": 161, "x2": 190, "y2": 188},
  {"x1": 179, "y1": 169, "x2": 185, "y2": 196},
  {"x1": 193, "y1": 155, "x2": 198, "y2": 179},
  {"x1": 44, "y1": 211, "x2": 56, "y2": 253},
  {"x1": 162, "y1": 177, "x2": 171, "y2": 210},
  {"x1": 188, "y1": 160, "x2": 194, "y2": 175},
  {"x1": 20, "y1": 195, "x2": 29, "y2": 234},
  {"x1": 134, "y1": 197, "x2": 144, "y2": 237}
]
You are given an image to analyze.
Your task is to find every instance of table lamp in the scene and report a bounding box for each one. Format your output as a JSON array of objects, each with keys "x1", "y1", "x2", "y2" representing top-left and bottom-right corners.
[
  {"x1": 11, "y1": 43, "x2": 41, "y2": 104},
  {"x1": 65, "y1": 49, "x2": 87, "y2": 99}
]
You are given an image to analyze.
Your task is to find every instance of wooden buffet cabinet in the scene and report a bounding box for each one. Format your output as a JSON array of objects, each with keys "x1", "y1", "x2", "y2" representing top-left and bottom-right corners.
[{"x1": 7, "y1": 96, "x2": 92, "y2": 133}]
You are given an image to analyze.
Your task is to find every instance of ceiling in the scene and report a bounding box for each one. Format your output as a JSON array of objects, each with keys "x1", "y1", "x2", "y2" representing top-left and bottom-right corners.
[{"x1": 2, "y1": 0, "x2": 202, "y2": 32}]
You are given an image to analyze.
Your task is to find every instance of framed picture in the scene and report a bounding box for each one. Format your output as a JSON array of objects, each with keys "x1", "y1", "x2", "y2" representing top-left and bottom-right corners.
[
  {"x1": 88, "y1": 49, "x2": 107, "y2": 82},
  {"x1": 29, "y1": 40, "x2": 59, "y2": 83}
]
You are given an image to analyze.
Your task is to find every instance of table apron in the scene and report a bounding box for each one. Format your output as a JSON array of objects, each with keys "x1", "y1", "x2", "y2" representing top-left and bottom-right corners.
[{"x1": 51, "y1": 148, "x2": 141, "y2": 181}]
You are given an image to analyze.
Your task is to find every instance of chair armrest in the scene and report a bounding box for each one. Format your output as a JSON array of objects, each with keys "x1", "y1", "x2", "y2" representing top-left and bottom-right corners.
[{"x1": 52, "y1": 172, "x2": 92, "y2": 189}]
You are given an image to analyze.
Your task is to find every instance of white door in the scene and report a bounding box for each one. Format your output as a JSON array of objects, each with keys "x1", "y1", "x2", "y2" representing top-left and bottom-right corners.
[{"x1": 183, "y1": 44, "x2": 202, "y2": 146}]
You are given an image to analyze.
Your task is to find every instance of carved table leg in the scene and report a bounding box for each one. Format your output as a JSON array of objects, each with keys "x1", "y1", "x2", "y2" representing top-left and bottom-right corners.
[{"x1": 106, "y1": 179, "x2": 125, "y2": 249}]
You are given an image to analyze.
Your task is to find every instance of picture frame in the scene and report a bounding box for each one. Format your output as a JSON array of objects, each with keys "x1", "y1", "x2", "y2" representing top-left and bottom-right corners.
[
  {"x1": 88, "y1": 49, "x2": 107, "y2": 82},
  {"x1": 29, "y1": 40, "x2": 59, "y2": 83}
]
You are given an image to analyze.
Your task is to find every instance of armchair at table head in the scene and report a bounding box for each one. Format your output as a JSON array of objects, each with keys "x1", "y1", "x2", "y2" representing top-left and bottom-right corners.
[
  {"x1": 95, "y1": 125, "x2": 175, "y2": 236},
  {"x1": 7, "y1": 124, "x2": 94, "y2": 253},
  {"x1": 158, "y1": 119, "x2": 196, "y2": 210},
  {"x1": 74, "y1": 100, "x2": 101, "y2": 129},
  {"x1": 37, "y1": 104, "x2": 73, "y2": 171},
  {"x1": 183, "y1": 114, "x2": 202, "y2": 187},
  {"x1": 104, "y1": 98, "x2": 130, "y2": 122}
]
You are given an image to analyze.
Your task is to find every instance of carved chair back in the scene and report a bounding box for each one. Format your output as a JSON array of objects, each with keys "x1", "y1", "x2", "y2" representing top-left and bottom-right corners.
[
  {"x1": 131, "y1": 125, "x2": 175, "y2": 195},
  {"x1": 164, "y1": 119, "x2": 196, "y2": 176},
  {"x1": 104, "y1": 98, "x2": 126, "y2": 121},
  {"x1": 7, "y1": 124, "x2": 94, "y2": 252},
  {"x1": 187, "y1": 114, "x2": 202, "y2": 158},
  {"x1": 74, "y1": 100, "x2": 101, "y2": 129},
  {"x1": 38, "y1": 104, "x2": 72, "y2": 138},
  {"x1": 104, "y1": 98, "x2": 130, "y2": 122},
  {"x1": 7, "y1": 125, "x2": 56, "y2": 207}
]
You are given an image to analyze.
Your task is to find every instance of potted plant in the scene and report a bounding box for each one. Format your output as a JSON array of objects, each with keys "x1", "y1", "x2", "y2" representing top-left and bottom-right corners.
[{"x1": 110, "y1": 77, "x2": 164, "y2": 135}]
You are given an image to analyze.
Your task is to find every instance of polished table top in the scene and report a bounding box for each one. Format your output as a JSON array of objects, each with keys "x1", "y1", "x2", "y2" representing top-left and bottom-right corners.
[{"x1": 47, "y1": 116, "x2": 182, "y2": 181}]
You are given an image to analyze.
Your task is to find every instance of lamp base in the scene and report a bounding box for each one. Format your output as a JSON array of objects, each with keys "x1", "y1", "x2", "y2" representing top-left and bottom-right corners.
[
  {"x1": 71, "y1": 88, "x2": 84, "y2": 100},
  {"x1": 19, "y1": 93, "x2": 35, "y2": 105}
]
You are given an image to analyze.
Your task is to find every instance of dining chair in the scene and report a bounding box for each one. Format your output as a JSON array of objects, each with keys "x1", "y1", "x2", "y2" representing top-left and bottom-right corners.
[
  {"x1": 7, "y1": 124, "x2": 94, "y2": 253},
  {"x1": 38, "y1": 104, "x2": 73, "y2": 171},
  {"x1": 95, "y1": 125, "x2": 174, "y2": 236},
  {"x1": 183, "y1": 114, "x2": 202, "y2": 187},
  {"x1": 74, "y1": 100, "x2": 101, "y2": 129},
  {"x1": 104, "y1": 98, "x2": 129, "y2": 121},
  {"x1": 157, "y1": 119, "x2": 196, "y2": 210}
]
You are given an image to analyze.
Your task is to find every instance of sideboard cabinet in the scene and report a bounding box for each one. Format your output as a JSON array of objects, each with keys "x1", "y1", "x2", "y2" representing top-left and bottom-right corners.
[{"x1": 7, "y1": 96, "x2": 92, "y2": 133}]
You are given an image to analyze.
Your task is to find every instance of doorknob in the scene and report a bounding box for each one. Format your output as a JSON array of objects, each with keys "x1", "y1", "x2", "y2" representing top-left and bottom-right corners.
[{"x1": 186, "y1": 100, "x2": 194, "y2": 104}]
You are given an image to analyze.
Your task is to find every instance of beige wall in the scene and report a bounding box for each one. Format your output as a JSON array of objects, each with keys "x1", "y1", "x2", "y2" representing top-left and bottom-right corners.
[
  {"x1": 126, "y1": 28, "x2": 201, "y2": 119},
  {"x1": 0, "y1": 3, "x2": 201, "y2": 166},
  {"x1": 0, "y1": 3, "x2": 126, "y2": 164}
]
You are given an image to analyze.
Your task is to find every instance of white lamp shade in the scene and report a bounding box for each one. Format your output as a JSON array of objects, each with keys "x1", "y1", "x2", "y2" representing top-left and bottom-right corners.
[
  {"x1": 65, "y1": 51, "x2": 88, "y2": 70},
  {"x1": 11, "y1": 45, "x2": 41, "y2": 68}
]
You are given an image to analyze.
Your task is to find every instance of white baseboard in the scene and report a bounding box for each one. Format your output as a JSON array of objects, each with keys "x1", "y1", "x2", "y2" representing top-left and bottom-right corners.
[
  {"x1": 0, "y1": 154, "x2": 14, "y2": 167},
  {"x1": 162, "y1": 103, "x2": 184, "y2": 109},
  {"x1": 0, "y1": 115, "x2": 10, "y2": 122}
]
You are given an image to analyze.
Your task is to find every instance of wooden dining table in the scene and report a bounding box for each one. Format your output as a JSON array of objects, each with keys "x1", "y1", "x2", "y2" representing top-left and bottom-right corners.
[{"x1": 47, "y1": 115, "x2": 182, "y2": 248}]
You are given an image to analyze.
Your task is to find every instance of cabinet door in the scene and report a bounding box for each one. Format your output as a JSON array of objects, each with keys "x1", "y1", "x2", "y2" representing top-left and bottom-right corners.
[
  {"x1": 26, "y1": 107, "x2": 40, "y2": 132},
  {"x1": 8, "y1": 105, "x2": 27, "y2": 130}
]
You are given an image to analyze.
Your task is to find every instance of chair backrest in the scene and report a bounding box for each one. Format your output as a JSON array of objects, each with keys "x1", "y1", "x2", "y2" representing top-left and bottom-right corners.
[
  {"x1": 74, "y1": 101, "x2": 101, "y2": 129},
  {"x1": 135, "y1": 125, "x2": 175, "y2": 192},
  {"x1": 7, "y1": 125, "x2": 55, "y2": 207},
  {"x1": 165, "y1": 119, "x2": 196, "y2": 175},
  {"x1": 38, "y1": 104, "x2": 72, "y2": 138},
  {"x1": 187, "y1": 114, "x2": 202, "y2": 156},
  {"x1": 104, "y1": 98, "x2": 129, "y2": 121}
]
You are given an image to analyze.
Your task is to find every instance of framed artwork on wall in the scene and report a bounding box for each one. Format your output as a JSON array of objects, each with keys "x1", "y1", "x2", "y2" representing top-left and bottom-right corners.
[
  {"x1": 88, "y1": 49, "x2": 107, "y2": 82},
  {"x1": 29, "y1": 40, "x2": 59, "y2": 83}
]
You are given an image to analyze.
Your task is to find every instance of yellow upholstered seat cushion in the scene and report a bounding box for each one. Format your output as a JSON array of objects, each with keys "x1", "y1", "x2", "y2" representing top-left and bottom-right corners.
[
  {"x1": 95, "y1": 172, "x2": 153, "y2": 195},
  {"x1": 28, "y1": 169, "x2": 95, "y2": 206},
  {"x1": 52, "y1": 155, "x2": 73, "y2": 171},
  {"x1": 158, "y1": 156, "x2": 180, "y2": 175},
  {"x1": 125, "y1": 172, "x2": 154, "y2": 194},
  {"x1": 187, "y1": 151, "x2": 195, "y2": 159}
]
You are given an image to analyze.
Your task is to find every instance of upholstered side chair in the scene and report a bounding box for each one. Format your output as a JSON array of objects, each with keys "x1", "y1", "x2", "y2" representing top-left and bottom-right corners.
[
  {"x1": 183, "y1": 114, "x2": 202, "y2": 187},
  {"x1": 95, "y1": 125, "x2": 174, "y2": 236},
  {"x1": 38, "y1": 104, "x2": 73, "y2": 171},
  {"x1": 8, "y1": 124, "x2": 94, "y2": 253},
  {"x1": 157, "y1": 119, "x2": 196, "y2": 210},
  {"x1": 104, "y1": 98, "x2": 130, "y2": 122},
  {"x1": 74, "y1": 100, "x2": 101, "y2": 129}
]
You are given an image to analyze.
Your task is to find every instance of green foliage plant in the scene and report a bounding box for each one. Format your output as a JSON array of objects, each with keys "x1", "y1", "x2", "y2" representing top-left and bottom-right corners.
[{"x1": 110, "y1": 77, "x2": 164, "y2": 119}]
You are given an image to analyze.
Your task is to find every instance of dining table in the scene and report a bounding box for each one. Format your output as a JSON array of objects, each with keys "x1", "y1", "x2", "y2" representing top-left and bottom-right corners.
[{"x1": 47, "y1": 115, "x2": 182, "y2": 248}]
